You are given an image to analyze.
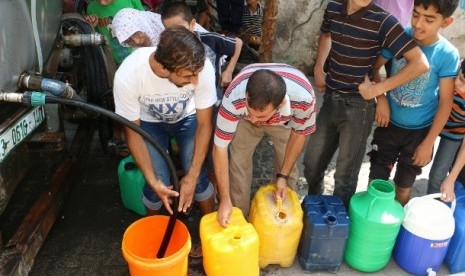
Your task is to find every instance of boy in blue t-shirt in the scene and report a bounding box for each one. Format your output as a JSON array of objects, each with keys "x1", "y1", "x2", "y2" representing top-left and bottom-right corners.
[{"x1": 359, "y1": 0, "x2": 461, "y2": 205}]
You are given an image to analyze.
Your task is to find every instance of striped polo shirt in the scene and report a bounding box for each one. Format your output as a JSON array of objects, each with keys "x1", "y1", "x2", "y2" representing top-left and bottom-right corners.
[
  {"x1": 441, "y1": 92, "x2": 465, "y2": 141},
  {"x1": 322, "y1": 0, "x2": 417, "y2": 95},
  {"x1": 214, "y1": 63, "x2": 317, "y2": 148},
  {"x1": 241, "y1": 3, "x2": 263, "y2": 37}
]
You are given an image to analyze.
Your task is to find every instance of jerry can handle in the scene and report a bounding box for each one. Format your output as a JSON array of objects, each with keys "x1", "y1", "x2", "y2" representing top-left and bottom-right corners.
[
  {"x1": 276, "y1": 198, "x2": 283, "y2": 212},
  {"x1": 406, "y1": 193, "x2": 456, "y2": 215}
]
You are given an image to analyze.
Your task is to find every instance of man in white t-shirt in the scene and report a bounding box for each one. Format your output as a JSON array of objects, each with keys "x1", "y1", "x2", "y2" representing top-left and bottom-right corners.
[{"x1": 114, "y1": 26, "x2": 217, "y2": 216}]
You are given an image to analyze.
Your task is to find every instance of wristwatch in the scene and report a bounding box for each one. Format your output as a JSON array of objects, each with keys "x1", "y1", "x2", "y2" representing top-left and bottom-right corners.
[{"x1": 276, "y1": 173, "x2": 289, "y2": 180}]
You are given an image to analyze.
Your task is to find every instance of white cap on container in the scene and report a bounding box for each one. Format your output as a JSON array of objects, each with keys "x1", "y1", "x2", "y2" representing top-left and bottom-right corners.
[{"x1": 402, "y1": 193, "x2": 455, "y2": 240}]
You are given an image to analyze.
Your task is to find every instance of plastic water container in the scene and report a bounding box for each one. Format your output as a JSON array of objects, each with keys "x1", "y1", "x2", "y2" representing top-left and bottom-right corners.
[
  {"x1": 200, "y1": 207, "x2": 259, "y2": 276},
  {"x1": 117, "y1": 155, "x2": 147, "y2": 216},
  {"x1": 249, "y1": 184, "x2": 303, "y2": 268},
  {"x1": 445, "y1": 195, "x2": 465, "y2": 274},
  {"x1": 455, "y1": 180, "x2": 465, "y2": 198},
  {"x1": 393, "y1": 193, "x2": 456, "y2": 276},
  {"x1": 298, "y1": 195, "x2": 349, "y2": 273},
  {"x1": 344, "y1": 179, "x2": 404, "y2": 272}
]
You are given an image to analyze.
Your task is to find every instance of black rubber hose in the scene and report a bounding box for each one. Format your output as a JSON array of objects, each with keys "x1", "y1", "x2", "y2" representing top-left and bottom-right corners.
[{"x1": 44, "y1": 96, "x2": 179, "y2": 258}]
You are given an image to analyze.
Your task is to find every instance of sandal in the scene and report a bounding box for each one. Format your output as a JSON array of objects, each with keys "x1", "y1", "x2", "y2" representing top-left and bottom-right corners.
[
  {"x1": 189, "y1": 241, "x2": 202, "y2": 259},
  {"x1": 108, "y1": 138, "x2": 129, "y2": 157}
]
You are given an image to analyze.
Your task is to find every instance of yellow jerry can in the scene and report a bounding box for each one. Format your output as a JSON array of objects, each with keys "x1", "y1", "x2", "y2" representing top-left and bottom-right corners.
[
  {"x1": 250, "y1": 184, "x2": 303, "y2": 268},
  {"x1": 200, "y1": 207, "x2": 260, "y2": 276}
]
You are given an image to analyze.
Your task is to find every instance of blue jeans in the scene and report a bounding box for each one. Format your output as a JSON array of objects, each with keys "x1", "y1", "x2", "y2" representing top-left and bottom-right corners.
[
  {"x1": 303, "y1": 92, "x2": 375, "y2": 208},
  {"x1": 140, "y1": 115, "x2": 213, "y2": 211},
  {"x1": 428, "y1": 137, "x2": 462, "y2": 194}
]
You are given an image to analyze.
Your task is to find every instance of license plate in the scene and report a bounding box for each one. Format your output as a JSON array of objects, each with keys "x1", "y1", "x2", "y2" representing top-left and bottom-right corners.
[{"x1": 0, "y1": 106, "x2": 45, "y2": 162}]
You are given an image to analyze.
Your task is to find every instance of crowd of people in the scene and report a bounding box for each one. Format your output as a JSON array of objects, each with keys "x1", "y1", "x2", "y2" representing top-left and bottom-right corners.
[{"x1": 65, "y1": 0, "x2": 465, "y2": 258}]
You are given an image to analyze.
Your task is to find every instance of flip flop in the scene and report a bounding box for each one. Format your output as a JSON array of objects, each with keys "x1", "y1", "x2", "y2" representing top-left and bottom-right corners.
[{"x1": 189, "y1": 241, "x2": 202, "y2": 259}]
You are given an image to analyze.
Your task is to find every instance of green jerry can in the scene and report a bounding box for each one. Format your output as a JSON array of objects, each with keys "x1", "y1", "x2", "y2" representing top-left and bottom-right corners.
[
  {"x1": 117, "y1": 155, "x2": 147, "y2": 216},
  {"x1": 344, "y1": 179, "x2": 404, "y2": 272}
]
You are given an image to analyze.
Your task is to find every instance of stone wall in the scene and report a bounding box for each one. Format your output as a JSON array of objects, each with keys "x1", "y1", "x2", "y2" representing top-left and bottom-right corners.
[{"x1": 272, "y1": 0, "x2": 465, "y2": 74}]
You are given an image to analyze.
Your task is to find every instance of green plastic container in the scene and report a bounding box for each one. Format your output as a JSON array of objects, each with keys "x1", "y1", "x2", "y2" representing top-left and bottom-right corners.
[
  {"x1": 344, "y1": 179, "x2": 404, "y2": 272},
  {"x1": 117, "y1": 155, "x2": 147, "y2": 216}
]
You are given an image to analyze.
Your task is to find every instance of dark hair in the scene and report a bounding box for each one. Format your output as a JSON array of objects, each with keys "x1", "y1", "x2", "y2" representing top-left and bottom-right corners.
[
  {"x1": 414, "y1": 0, "x2": 459, "y2": 17},
  {"x1": 461, "y1": 59, "x2": 465, "y2": 77},
  {"x1": 161, "y1": 2, "x2": 194, "y2": 22},
  {"x1": 154, "y1": 26, "x2": 205, "y2": 74},
  {"x1": 246, "y1": 69, "x2": 286, "y2": 111}
]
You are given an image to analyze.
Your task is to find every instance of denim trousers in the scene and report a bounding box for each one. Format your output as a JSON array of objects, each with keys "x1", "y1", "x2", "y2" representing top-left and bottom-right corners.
[
  {"x1": 140, "y1": 115, "x2": 213, "y2": 210},
  {"x1": 229, "y1": 119, "x2": 299, "y2": 216},
  {"x1": 428, "y1": 137, "x2": 462, "y2": 194},
  {"x1": 303, "y1": 92, "x2": 375, "y2": 208}
]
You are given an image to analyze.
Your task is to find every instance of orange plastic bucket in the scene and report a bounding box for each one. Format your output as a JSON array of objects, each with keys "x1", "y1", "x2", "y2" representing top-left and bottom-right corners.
[{"x1": 122, "y1": 215, "x2": 191, "y2": 276}]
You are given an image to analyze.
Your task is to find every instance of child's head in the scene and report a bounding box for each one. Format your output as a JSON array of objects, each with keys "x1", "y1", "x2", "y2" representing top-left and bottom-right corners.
[
  {"x1": 161, "y1": 2, "x2": 196, "y2": 32},
  {"x1": 347, "y1": 0, "x2": 373, "y2": 10},
  {"x1": 411, "y1": 0, "x2": 458, "y2": 45},
  {"x1": 456, "y1": 59, "x2": 465, "y2": 95},
  {"x1": 414, "y1": 0, "x2": 459, "y2": 18},
  {"x1": 112, "y1": 8, "x2": 160, "y2": 47},
  {"x1": 96, "y1": 0, "x2": 113, "y2": 6}
]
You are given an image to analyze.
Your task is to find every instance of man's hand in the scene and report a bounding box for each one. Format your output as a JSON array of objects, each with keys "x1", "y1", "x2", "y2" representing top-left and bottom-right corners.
[
  {"x1": 152, "y1": 180, "x2": 179, "y2": 214},
  {"x1": 220, "y1": 71, "x2": 233, "y2": 88},
  {"x1": 359, "y1": 75, "x2": 378, "y2": 100},
  {"x1": 178, "y1": 173, "x2": 198, "y2": 213},
  {"x1": 84, "y1": 14, "x2": 98, "y2": 28},
  {"x1": 412, "y1": 142, "x2": 433, "y2": 167},
  {"x1": 314, "y1": 67, "x2": 327, "y2": 93},
  {"x1": 375, "y1": 96, "x2": 390, "y2": 127},
  {"x1": 274, "y1": 177, "x2": 288, "y2": 203},
  {"x1": 440, "y1": 178, "x2": 455, "y2": 202},
  {"x1": 217, "y1": 200, "x2": 233, "y2": 228}
]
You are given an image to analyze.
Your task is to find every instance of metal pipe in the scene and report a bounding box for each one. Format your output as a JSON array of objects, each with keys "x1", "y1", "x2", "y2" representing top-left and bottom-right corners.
[
  {"x1": 63, "y1": 34, "x2": 103, "y2": 46},
  {"x1": 18, "y1": 74, "x2": 83, "y2": 101},
  {"x1": 0, "y1": 92, "x2": 23, "y2": 103}
]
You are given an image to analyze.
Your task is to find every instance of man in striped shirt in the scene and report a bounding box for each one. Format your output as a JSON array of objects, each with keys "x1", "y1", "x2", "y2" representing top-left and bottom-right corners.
[
  {"x1": 240, "y1": 0, "x2": 263, "y2": 48},
  {"x1": 303, "y1": 0, "x2": 429, "y2": 209},
  {"x1": 213, "y1": 64, "x2": 316, "y2": 227}
]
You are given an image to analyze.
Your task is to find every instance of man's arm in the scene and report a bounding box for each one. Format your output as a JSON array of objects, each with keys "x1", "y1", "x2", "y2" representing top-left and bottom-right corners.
[
  {"x1": 313, "y1": 32, "x2": 331, "y2": 93},
  {"x1": 359, "y1": 46, "x2": 429, "y2": 99},
  {"x1": 220, "y1": 37, "x2": 243, "y2": 88},
  {"x1": 125, "y1": 121, "x2": 179, "y2": 214},
  {"x1": 412, "y1": 78, "x2": 454, "y2": 167},
  {"x1": 275, "y1": 131, "x2": 307, "y2": 201},
  {"x1": 213, "y1": 144, "x2": 233, "y2": 227},
  {"x1": 177, "y1": 106, "x2": 213, "y2": 212},
  {"x1": 440, "y1": 133, "x2": 465, "y2": 202},
  {"x1": 372, "y1": 55, "x2": 390, "y2": 127}
]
